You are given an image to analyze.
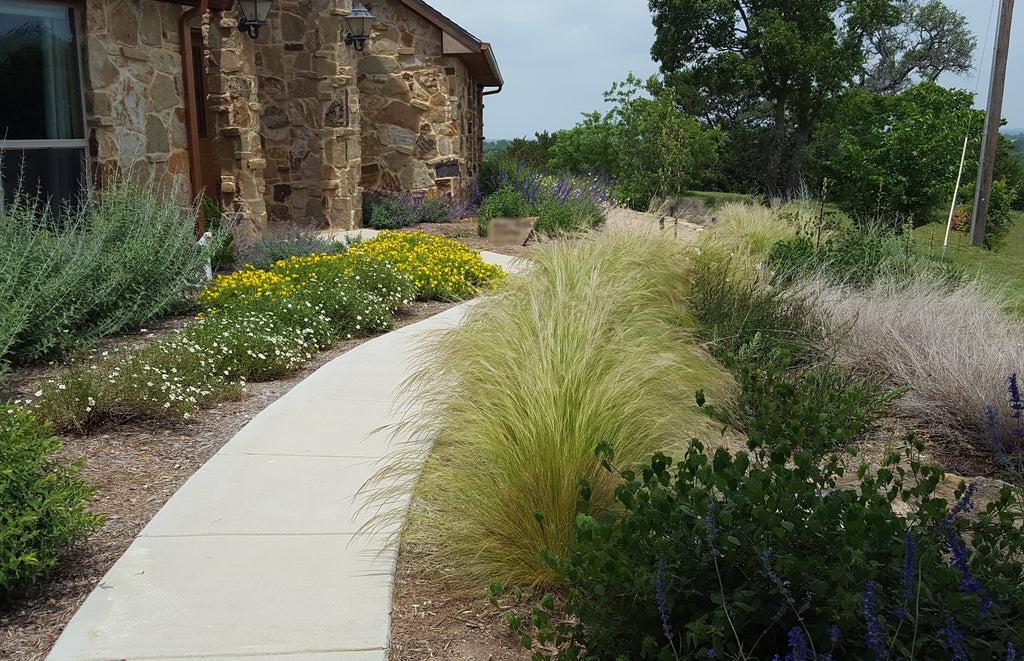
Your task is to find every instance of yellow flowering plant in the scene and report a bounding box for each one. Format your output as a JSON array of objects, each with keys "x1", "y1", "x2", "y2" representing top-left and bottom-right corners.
[{"x1": 346, "y1": 231, "x2": 506, "y2": 301}]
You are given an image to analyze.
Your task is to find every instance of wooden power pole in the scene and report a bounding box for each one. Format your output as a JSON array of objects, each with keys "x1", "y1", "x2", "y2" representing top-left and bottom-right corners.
[{"x1": 971, "y1": 0, "x2": 1015, "y2": 247}]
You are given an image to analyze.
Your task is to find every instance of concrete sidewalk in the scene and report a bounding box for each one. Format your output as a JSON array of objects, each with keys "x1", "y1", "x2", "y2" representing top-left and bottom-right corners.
[{"x1": 47, "y1": 250, "x2": 523, "y2": 661}]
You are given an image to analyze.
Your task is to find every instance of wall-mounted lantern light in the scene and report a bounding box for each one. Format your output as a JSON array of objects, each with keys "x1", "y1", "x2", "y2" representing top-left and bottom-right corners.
[
  {"x1": 344, "y1": 3, "x2": 376, "y2": 51},
  {"x1": 237, "y1": 0, "x2": 274, "y2": 39}
]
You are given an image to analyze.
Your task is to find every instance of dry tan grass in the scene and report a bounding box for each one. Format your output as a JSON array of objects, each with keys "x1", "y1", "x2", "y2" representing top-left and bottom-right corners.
[{"x1": 805, "y1": 275, "x2": 1024, "y2": 445}]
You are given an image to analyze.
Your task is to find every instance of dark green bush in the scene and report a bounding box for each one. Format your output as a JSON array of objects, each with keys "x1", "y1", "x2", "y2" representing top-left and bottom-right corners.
[
  {"x1": 506, "y1": 437, "x2": 1024, "y2": 659},
  {"x1": 766, "y1": 223, "x2": 961, "y2": 288},
  {"x1": 686, "y1": 255, "x2": 824, "y2": 364},
  {"x1": 475, "y1": 164, "x2": 609, "y2": 236},
  {"x1": 1, "y1": 404, "x2": 103, "y2": 600}
]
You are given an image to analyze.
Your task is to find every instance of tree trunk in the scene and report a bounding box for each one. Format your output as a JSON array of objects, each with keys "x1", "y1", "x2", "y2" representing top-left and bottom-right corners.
[
  {"x1": 784, "y1": 119, "x2": 813, "y2": 194},
  {"x1": 765, "y1": 93, "x2": 788, "y2": 198}
]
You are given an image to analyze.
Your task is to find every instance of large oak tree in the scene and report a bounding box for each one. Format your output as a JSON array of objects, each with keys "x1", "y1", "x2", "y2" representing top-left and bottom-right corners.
[{"x1": 649, "y1": 0, "x2": 973, "y2": 196}]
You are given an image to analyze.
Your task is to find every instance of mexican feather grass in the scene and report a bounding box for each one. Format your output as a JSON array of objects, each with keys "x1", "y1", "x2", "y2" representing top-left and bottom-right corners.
[{"x1": 376, "y1": 230, "x2": 733, "y2": 587}]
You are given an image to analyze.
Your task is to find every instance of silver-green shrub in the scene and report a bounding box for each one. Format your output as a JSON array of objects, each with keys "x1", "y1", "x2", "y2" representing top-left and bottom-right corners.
[{"x1": 0, "y1": 172, "x2": 215, "y2": 375}]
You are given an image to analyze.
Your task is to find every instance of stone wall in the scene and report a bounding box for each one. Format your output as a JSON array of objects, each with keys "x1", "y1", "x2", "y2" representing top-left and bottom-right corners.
[
  {"x1": 205, "y1": 11, "x2": 269, "y2": 238},
  {"x1": 357, "y1": 0, "x2": 484, "y2": 198},
  {"x1": 252, "y1": 0, "x2": 362, "y2": 229},
  {"x1": 82, "y1": 0, "x2": 191, "y2": 201},
  {"x1": 78, "y1": 0, "x2": 492, "y2": 236}
]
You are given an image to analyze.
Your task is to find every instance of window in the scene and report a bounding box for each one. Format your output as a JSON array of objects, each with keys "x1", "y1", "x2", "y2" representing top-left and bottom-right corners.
[{"x1": 0, "y1": 0, "x2": 86, "y2": 208}]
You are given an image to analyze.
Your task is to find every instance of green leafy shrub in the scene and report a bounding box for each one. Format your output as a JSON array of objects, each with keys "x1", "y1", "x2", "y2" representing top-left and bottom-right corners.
[
  {"x1": 510, "y1": 438, "x2": 1024, "y2": 659},
  {"x1": 0, "y1": 174, "x2": 219, "y2": 371},
  {"x1": 686, "y1": 251, "x2": 824, "y2": 364},
  {"x1": 475, "y1": 163, "x2": 609, "y2": 236},
  {"x1": 1, "y1": 404, "x2": 103, "y2": 599},
  {"x1": 767, "y1": 221, "x2": 960, "y2": 288},
  {"x1": 717, "y1": 353, "x2": 905, "y2": 453}
]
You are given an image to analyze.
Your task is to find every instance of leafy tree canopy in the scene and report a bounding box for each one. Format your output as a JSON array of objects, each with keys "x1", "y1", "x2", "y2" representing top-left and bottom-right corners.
[
  {"x1": 809, "y1": 81, "x2": 983, "y2": 224},
  {"x1": 548, "y1": 74, "x2": 720, "y2": 209},
  {"x1": 649, "y1": 0, "x2": 975, "y2": 196}
]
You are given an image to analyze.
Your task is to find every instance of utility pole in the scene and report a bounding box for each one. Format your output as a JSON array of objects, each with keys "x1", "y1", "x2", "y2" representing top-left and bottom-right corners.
[{"x1": 971, "y1": 0, "x2": 1015, "y2": 247}]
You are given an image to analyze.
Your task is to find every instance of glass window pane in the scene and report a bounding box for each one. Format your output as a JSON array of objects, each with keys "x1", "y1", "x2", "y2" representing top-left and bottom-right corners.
[
  {"x1": 1, "y1": 148, "x2": 84, "y2": 210},
  {"x1": 0, "y1": 1, "x2": 83, "y2": 141}
]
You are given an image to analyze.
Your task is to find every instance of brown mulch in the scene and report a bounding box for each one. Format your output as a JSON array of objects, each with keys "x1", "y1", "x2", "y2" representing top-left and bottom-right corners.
[{"x1": 0, "y1": 228, "x2": 528, "y2": 660}]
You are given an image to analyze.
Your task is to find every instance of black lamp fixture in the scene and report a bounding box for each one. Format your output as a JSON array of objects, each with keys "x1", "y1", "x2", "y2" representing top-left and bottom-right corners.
[
  {"x1": 344, "y1": 3, "x2": 376, "y2": 51},
  {"x1": 237, "y1": 0, "x2": 274, "y2": 39}
]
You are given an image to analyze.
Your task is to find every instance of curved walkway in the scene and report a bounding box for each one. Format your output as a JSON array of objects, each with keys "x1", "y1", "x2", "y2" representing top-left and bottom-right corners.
[{"x1": 47, "y1": 248, "x2": 524, "y2": 661}]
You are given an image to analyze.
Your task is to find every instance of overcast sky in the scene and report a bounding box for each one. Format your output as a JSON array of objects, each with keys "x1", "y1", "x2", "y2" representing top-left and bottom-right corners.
[{"x1": 422, "y1": 0, "x2": 1024, "y2": 139}]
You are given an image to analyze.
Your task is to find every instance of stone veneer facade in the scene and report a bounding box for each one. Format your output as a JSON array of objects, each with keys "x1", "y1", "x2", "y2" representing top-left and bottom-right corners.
[{"x1": 75, "y1": 0, "x2": 498, "y2": 237}]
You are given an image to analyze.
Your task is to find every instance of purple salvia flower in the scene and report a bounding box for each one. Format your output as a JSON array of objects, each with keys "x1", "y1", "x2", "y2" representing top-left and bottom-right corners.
[
  {"x1": 655, "y1": 558, "x2": 672, "y2": 643},
  {"x1": 902, "y1": 530, "x2": 917, "y2": 604},
  {"x1": 940, "y1": 617, "x2": 968, "y2": 661},
  {"x1": 760, "y1": 549, "x2": 793, "y2": 605},
  {"x1": 828, "y1": 624, "x2": 841, "y2": 643},
  {"x1": 704, "y1": 503, "x2": 717, "y2": 542},
  {"x1": 1008, "y1": 642, "x2": 1016, "y2": 661},
  {"x1": 1009, "y1": 374, "x2": 1022, "y2": 419},
  {"x1": 861, "y1": 581, "x2": 888, "y2": 661},
  {"x1": 940, "y1": 484, "x2": 994, "y2": 616},
  {"x1": 785, "y1": 627, "x2": 811, "y2": 661}
]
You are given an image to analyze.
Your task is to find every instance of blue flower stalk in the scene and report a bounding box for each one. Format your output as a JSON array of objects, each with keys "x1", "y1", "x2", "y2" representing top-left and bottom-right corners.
[{"x1": 861, "y1": 581, "x2": 888, "y2": 661}]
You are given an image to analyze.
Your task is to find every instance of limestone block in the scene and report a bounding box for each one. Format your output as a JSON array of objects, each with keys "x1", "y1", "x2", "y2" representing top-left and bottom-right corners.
[
  {"x1": 279, "y1": 13, "x2": 307, "y2": 42},
  {"x1": 381, "y1": 75, "x2": 411, "y2": 99},
  {"x1": 87, "y1": 39, "x2": 119, "y2": 86},
  {"x1": 288, "y1": 77, "x2": 320, "y2": 98},
  {"x1": 399, "y1": 55, "x2": 425, "y2": 69},
  {"x1": 220, "y1": 176, "x2": 237, "y2": 194},
  {"x1": 107, "y1": 2, "x2": 139, "y2": 46},
  {"x1": 145, "y1": 114, "x2": 170, "y2": 154},
  {"x1": 398, "y1": 161, "x2": 433, "y2": 189},
  {"x1": 414, "y1": 134, "x2": 436, "y2": 159},
  {"x1": 377, "y1": 100, "x2": 422, "y2": 132},
  {"x1": 437, "y1": 135, "x2": 451, "y2": 156},
  {"x1": 259, "y1": 76, "x2": 288, "y2": 99},
  {"x1": 358, "y1": 55, "x2": 400, "y2": 75},
  {"x1": 410, "y1": 98, "x2": 430, "y2": 111},
  {"x1": 139, "y1": 9, "x2": 163, "y2": 47},
  {"x1": 151, "y1": 73, "x2": 179, "y2": 112},
  {"x1": 325, "y1": 99, "x2": 348, "y2": 127},
  {"x1": 388, "y1": 127, "x2": 415, "y2": 149},
  {"x1": 247, "y1": 158, "x2": 267, "y2": 171},
  {"x1": 374, "y1": 38, "x2": 400, "y2": 56}
]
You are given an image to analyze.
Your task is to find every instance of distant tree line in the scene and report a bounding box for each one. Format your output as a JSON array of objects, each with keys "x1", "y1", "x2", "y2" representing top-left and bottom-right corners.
[{"x1": 492, "y1": 0, "x2": 1023, "y2": 244}]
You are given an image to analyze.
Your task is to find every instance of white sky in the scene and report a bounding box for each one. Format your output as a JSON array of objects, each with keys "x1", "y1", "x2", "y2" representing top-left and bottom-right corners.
[{"x1": 422, "y1": 0, "x2": 1024, "y2": 139}]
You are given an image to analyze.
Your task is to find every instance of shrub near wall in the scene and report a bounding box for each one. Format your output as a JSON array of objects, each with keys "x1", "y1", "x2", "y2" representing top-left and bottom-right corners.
[
  {"x1": 1, "y1": 404, "x2": 102, "y2": 599},
  {"x1": 0, "y1": 175, "x2": 218, "y2": 373}
]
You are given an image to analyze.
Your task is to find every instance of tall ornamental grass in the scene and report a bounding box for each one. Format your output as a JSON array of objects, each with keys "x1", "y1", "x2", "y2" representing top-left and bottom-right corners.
[
  {"x1": 0, "y1": 173, "x2": 217, "y2": 374},
  {"x1": 395, "y1": 230, "x2": 733, "y2": 586},
  {"x1": 806, "y1": 275, "x2": 1024, "y2": 449}
]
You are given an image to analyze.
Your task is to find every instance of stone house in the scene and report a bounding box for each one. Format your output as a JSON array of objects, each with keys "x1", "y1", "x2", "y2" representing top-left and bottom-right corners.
[{"x1": 0, "y1": 0, "x2": 502, "y2": 237}]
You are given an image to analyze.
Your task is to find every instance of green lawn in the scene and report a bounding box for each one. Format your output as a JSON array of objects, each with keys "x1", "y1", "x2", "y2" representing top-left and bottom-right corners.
[{"x1": 913, "y1": 213, "x2": 1024, "y2": 316}]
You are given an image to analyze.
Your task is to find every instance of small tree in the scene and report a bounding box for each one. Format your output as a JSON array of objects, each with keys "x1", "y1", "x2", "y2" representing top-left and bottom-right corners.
[{"x1": 549, "y1": 75, "x2": 719, "y2": 210}]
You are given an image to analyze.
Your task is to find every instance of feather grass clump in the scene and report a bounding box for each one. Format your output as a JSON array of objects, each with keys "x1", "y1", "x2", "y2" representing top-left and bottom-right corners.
[{"x1": 395, "y1": 230, "x2": 733, "y2": 586}]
